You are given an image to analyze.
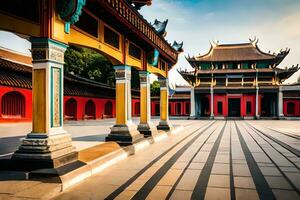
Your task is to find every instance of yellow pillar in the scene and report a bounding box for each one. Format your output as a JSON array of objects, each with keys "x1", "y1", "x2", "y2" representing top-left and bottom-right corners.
[
  {"x1": 106, "y1": 66, "x2": 144, "y2": 145},
  {"x1": 12, "y1": 38, "x2": 77, "y2": 169},
  {"x1": 137, "y1": 71, "x2": 157, "y2": 137},
  {"x1": 157, "y1": 77, "x2": 172, "y2": 130}
]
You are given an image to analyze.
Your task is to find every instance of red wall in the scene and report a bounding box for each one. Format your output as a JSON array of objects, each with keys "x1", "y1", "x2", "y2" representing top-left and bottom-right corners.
[
  {"x1": 0, "y1": 85, "x2": 141, "y2": 122},
  {"x1": 151, "y1": 100, "x2": 190, "y2": 116},
  {"x1": 283, "y1": 99, "x2": 300, "y2": 117},
  {"x1": 169, "y1": 101, "x2": 190, "y2": 116},
  {"x1": 151, "y1": 101, "x2": 159, "y2": 116},
  {"x1": 213, "y1": 94, "x2": 228, "y2": 117},
  {"x1": 132, "y1": 99, "x2": 140, "y2": 117},
  {"x1": 64, "y1": 96, "x2": 117, "y2": 120},
  {"x1": 212, "y1": 94, "x2": 261, "y2": 117},
  {"x1": 3, "y1": 84, "x2": 300, "y2": 122},
  {"x1": 0, "y1": 86, "x2": 32, "y2": 122}
]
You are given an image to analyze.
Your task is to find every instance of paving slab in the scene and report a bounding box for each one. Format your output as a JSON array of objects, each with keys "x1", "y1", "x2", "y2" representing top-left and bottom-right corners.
[{"x1": 1, "y1": 120, "x2": 300, "y2": 200}]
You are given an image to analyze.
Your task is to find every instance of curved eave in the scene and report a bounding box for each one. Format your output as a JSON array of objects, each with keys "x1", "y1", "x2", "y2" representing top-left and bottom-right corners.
[
  {"x1": 185, "y1": 45, "x2": 214, "y2": 68},
  {"x1": 276, "y1": 65, "x2": 300, "y2": 82},
  {"x1": 178, "y1": 70, "x2": 196, "y2": 86},
  {"x1": 186, "y1": 57, "x2": 279, "y2": 63},
  {"x1": 185, "y1": 42, "x2": 290, "y2": 64},
  {"x1": 254, "y1": 44, "x2": 277, "y2": 59},
  {"x1": 273, "y1": 49, "x2": 290, "y2": 68},
  {"x1": 185, "y1": 58, "x2": 199, "y2": 69},
  {"x1": 196, "y1": 68, "x2": 274, "y2": 74}
]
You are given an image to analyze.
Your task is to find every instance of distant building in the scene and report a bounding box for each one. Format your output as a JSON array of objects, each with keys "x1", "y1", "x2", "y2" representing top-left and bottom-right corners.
[
  {"x1": 179, "y1": 39, "x2": 300, "y2": 119},
  {"x1": 0, "y1": 47, "x2": 189, "y2": 122},
  {"x1": 0, "y1": 47, "x2": 139, "y2": 122}
]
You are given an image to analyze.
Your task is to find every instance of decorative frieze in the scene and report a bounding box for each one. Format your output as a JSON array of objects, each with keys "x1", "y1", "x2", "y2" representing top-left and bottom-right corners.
[
  {"x1": 51, "y1": 67, "x2": 62, "y2": 127},
  {"x1": 114, "y1": 65, "x2": 131, "y2": 80},
  {"x1": 31, "y1": 38, "x2": 67, "y2": 64},
  {"x1": 158, "y1": 77, "x2": 168, "y2": 89},
  {"x1": 139, "y1": 71, "x2": 150, "y2": 84}
]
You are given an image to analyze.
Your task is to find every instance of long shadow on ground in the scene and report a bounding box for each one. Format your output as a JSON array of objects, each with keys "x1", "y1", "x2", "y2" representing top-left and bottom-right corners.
[{"x1": 0, "y1": 136, "x2": 24, "y2": 157}]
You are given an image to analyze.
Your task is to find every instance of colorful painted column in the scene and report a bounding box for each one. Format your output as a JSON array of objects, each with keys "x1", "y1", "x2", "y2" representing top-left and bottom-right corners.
[
  {"x1": 106, "y1": 66, "x2": 144, "y2": 145},
  {"x1": 278, "y1": 86, "x2": 284, "y2": 119},
  {"x1": 189, "y1": 86, "x2": 196, "y2": 119},
  {"x1": 137, "y1": 71, "x2": 157, "y2": 137},
  {"x1": 12, "y1": 38, "x2": 77, "y2": 169},
  {"x1": 157, "y1": 77, "x2": 172, "y2": 130}
]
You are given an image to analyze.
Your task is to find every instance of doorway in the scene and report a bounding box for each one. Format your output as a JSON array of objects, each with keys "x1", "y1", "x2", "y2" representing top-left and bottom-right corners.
[
  {"x1": 261, "y1": 93, "x2": 277, "y2": 117},
  {"x1": 228, "y1": 98, "x2": 241, "y2": 117},
  {"x1": 200, "y1": 97, "x2": 210, "y2": 117}
]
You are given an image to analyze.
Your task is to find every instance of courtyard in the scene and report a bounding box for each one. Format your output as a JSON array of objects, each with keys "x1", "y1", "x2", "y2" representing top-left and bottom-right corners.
[
  {"x1": 0, "y1": 119, "x2": 299, "y2": 200},
  {"x1": 0, "y1": 0, "x2": 300, "y2": 199}
]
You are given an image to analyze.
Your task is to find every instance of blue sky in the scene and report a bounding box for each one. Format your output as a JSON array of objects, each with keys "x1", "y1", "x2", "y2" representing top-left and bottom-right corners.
[
  {"x1": 0, "y1": 0, "x2": 299, "y2": 85},
  {"x1": 141, "y1": 0, "x2": 300, "y2": 85}
]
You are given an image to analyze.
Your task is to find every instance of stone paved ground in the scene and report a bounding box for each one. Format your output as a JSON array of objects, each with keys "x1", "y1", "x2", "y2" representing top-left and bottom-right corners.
[
  {"x1": 0, "y1": 117, "x2": 188, "y2": 157},
  {"x1": 52, "y1": 120, "x2": 300, "y2": 200}
]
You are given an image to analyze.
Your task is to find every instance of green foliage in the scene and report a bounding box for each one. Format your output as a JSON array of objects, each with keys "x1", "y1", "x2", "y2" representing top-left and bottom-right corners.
[
  {"x1": 64, "y1": 46, "x2": 142, "y2": 89},
  {"x1": 64, "y1": 46, "x2": 115, "y2": 86},
  {"x1": 151, "y1": 81, "x2": 160, "y2": 96}
]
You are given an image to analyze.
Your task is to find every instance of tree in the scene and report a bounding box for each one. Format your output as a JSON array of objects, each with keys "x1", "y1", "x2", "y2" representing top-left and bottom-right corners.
[
  {"x1": 64, "y1": 46, "x2": 140, "y2": 88},
  {"x1": 64, "y1": 46, "x2": 115, "y2": 86},
  {"x1": 150, "y1": 81, "x2": 160, "y2": 96}
]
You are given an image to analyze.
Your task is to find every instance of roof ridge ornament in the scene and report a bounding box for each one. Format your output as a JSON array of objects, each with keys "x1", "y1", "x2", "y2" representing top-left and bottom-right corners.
[
  {"x1": 127, "y1": 0, "x2": 152, "y2": 10},
  {"x1": 152, "y1": 19, "x2": 169, "y2": 37},
  {"x1": 172, "y1": 41, "x2": 184, "y2": 52},
  {"x1": 210, "y1": 40, "x2": 219, "y2": 47},
  {"x1": 249, "y1": 37, "x2": 259, "y2": 46}
]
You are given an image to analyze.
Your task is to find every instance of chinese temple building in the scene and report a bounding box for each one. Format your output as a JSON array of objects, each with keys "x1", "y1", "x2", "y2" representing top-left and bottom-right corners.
[
  {"x1": 0, "y1": 47, "x2": 189, "y2": 122},
  {"x1": 179, "y1": 39, "x2": 300, "y2": 119},
  {"x1": 0, "y1": 0, "x2": 186, "y2": 171}
]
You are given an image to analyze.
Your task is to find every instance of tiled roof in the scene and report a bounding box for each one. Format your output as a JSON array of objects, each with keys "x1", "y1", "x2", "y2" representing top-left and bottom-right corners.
[
  {"x1": 0, "y1": 58, "x2": 32, "y2": 89},
  {"x1": 186, "y1": 41, "x2": 289, "y2": 65},
  {"x1": 0, "y1": 69, "x2": 32, "y2": 89},
  {"x1": 0, "y1": 55, "x2": 140, "y2": 98}
]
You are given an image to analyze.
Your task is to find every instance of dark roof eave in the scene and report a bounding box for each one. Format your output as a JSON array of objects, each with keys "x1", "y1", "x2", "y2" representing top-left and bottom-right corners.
[{"x1": 186, "y1": 57, "x2": 278, "y2": 63}]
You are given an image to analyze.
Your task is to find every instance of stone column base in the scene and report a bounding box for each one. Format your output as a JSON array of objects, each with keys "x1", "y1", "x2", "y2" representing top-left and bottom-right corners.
[
  {"x1": 209, "y1": 116, "x2": 214, "y2": 120},
  {"x1": 106, "y1": 124, "x2": 144, "y2": 146},
  {"x1": 278, "y1": 114, "x2": 285, "y2": 120},
  {"x1": 157, "y1": 121, "x2": 173, "y2": 131},
  {"x1": 11, "y1": 133, "x2": 78, "y2": 170},
  {"x1": 188, "y1": 116, "x2": 196, "y2": 120},
  {"x1": 255, "y1": 115, "x2": 260, "y2": 120},
  {"x1": 138, "y1": 122, "x2": 158, "y2": 137}
]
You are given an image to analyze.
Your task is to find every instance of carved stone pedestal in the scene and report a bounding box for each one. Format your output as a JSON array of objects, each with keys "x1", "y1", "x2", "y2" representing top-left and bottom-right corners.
[
  {"x1": 11, "y1": 133, "x2": 77, "y2": 170},
  {"x1": 106, "y1": 124, "x2": 144, "y2": 146},
  {"x1": 9, "y1": 38, "x2": 78, "y2": 172},
  {"x1": 138, "y1": 122, "x2": 158, "y2": 137},
  {"x1": 157, "y1": 120, "x2": 173, "y2": 131}
]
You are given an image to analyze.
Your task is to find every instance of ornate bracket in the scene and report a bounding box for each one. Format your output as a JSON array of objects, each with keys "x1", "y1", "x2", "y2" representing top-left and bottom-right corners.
[
  {"x1": 56, "y1": 0, "x2": 86, "y2": 34},
  {"x1": 147, "y1": 49, "x2": 160, "y2": 67}
]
